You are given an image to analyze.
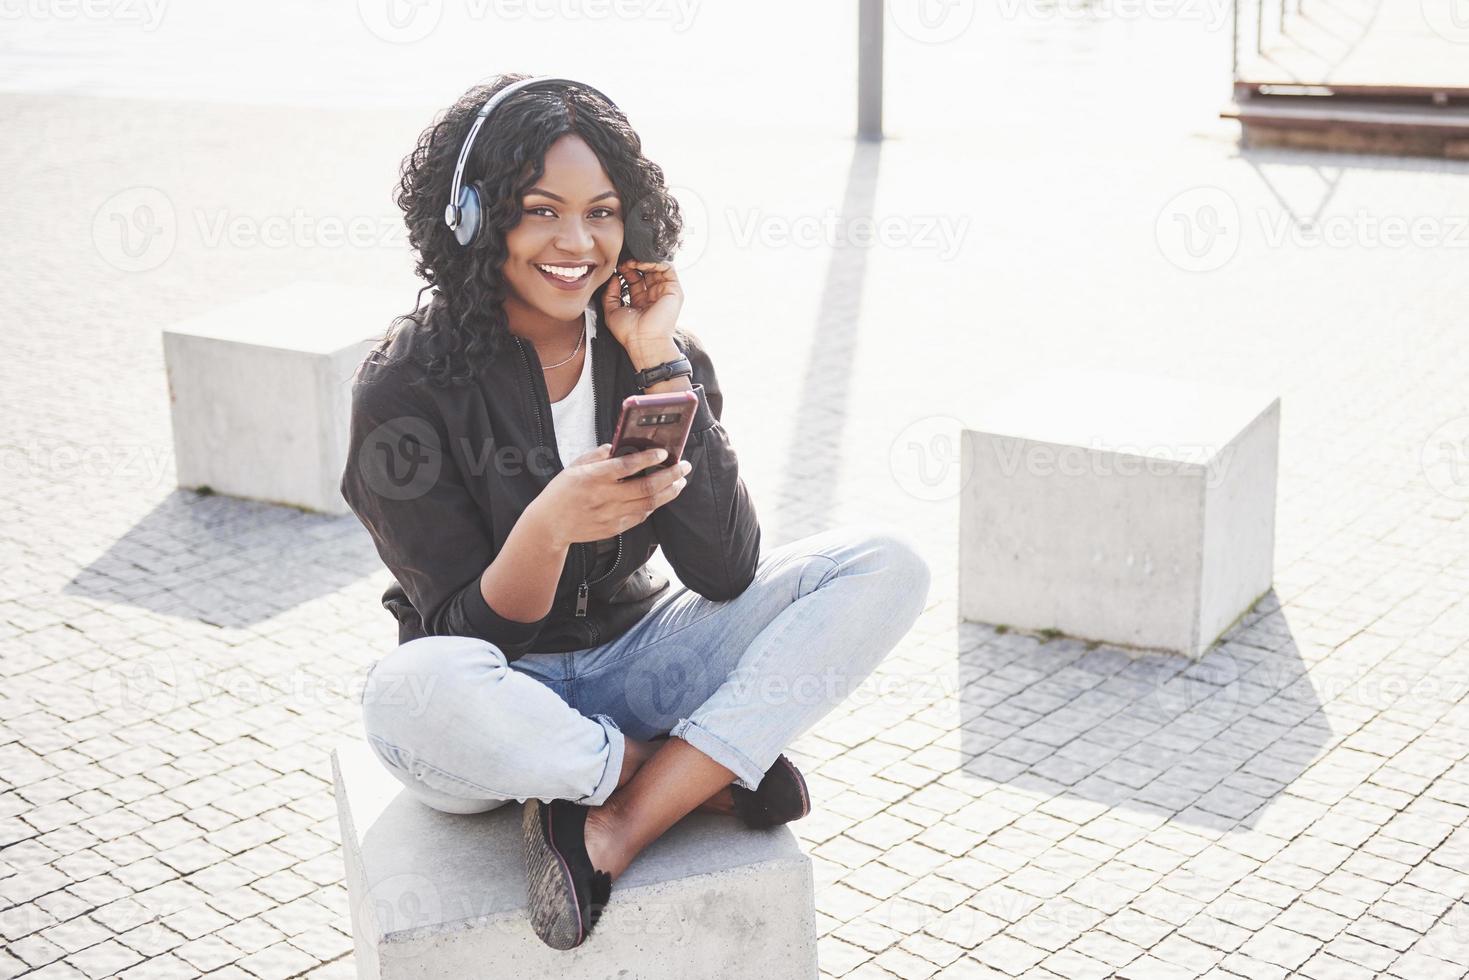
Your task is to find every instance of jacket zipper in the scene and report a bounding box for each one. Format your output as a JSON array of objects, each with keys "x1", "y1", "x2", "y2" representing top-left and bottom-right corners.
[
  {"x1": 579, "y1": 328, "x2": 622, "y2": 621},
  {"x1": 517, "y1": 328, "x2": 622, "y2": 623}
]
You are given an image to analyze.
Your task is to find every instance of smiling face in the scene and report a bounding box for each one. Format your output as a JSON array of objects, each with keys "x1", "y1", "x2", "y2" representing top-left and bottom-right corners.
[{"x1": 501, "y1": 133, "x2": 624, "y2": 331}]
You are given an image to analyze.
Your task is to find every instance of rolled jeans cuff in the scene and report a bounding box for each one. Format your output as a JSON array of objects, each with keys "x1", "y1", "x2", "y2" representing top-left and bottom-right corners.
[
  {"x1": 581, "y1": 712, "x2": 625, "y2": 806},
  {"x1": 669, "y1": 717, "x2": 764, "y2": 792}
]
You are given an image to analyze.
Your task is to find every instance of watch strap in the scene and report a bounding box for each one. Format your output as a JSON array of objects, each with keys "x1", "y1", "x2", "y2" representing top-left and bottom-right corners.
[{"x1": 632, "y1": 354, "x2": 692, "y2": 391}]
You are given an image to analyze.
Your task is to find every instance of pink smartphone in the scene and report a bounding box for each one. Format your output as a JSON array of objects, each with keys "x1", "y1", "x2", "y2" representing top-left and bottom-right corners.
[{"x1": 609, "y1": 392, "x2": 698, "y2": 480}]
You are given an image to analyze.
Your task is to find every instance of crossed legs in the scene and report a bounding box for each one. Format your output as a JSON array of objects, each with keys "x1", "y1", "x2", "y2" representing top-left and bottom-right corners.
[
  {"x1": 588, "y1": 736, "x2": 738, "y2": 880},
  {"x1": 557, "y1": 525, "x2": 932, "y2": 881},
  {"x1": 361, "y1": 525, "x2": 930, "y2": 887}
]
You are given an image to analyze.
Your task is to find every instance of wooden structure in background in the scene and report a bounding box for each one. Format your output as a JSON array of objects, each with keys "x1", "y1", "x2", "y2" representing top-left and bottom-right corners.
[{"x1": 1223, "y1": 0, "x2": 1469, "y2": 157}]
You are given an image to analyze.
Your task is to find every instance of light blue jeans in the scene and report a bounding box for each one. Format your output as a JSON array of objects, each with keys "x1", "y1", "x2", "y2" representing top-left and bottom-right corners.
[{"x1": 358, "y1": 523, "x2": 931, "y2": 815}]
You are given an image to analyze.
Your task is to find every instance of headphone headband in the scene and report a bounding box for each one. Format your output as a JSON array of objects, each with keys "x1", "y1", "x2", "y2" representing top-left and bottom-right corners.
[{"x1": 444, "y1": 76, "x2": 620, "y2": 247}]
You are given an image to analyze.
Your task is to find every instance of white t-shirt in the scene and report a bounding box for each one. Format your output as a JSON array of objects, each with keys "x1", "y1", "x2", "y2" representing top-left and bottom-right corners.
[{"x1": 548, "y1": 307, "x2": 599, "y2": 467}]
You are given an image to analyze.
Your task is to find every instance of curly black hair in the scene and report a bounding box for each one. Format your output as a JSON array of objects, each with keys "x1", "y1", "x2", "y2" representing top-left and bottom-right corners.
[{"x1": 368, "y1": 72, "x2": 684, "y2": 389}]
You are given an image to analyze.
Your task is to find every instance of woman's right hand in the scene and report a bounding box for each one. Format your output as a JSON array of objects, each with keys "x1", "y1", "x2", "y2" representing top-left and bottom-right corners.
[{"x1": 529, "y1": 444, "x2": 692, "y2": 548}]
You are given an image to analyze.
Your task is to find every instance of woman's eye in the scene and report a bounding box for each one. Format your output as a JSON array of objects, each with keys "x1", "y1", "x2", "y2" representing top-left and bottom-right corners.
[{"x1": 524, "y1": 205, "x2": 618, "y2": 219}]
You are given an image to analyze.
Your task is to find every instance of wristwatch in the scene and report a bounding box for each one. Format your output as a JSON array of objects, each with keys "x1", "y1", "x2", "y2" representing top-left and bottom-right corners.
[{"x1": 632, "y1": 354, "x2": 692, "y2": 391}]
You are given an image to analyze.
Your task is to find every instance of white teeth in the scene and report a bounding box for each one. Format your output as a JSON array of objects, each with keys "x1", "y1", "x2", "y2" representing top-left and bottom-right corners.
[{"x1": 537, "y1": 263, "x2": 591, "y2": 281}]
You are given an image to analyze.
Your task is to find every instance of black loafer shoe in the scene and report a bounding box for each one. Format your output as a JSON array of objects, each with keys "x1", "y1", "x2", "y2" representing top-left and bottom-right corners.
[
  {"x1": 730, "y1": 752, "x2": 811, "y2": 830},
  {"x1": 651, "y1": 732, "x2": 811, "y2": 829},
  {"x1": 521, "y1": 797, "x2": 613, "y2": 950}
]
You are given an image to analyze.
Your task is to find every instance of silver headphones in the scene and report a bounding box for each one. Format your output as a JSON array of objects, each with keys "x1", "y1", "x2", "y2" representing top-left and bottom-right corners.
[{"x1": 443, "y1": 76, "x2": 621, "y2": 248}]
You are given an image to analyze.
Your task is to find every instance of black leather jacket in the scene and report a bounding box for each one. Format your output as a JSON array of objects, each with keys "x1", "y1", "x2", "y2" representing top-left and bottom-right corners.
[{"x1": 339, "y1": 299, "x2": 761, "y2": 663}]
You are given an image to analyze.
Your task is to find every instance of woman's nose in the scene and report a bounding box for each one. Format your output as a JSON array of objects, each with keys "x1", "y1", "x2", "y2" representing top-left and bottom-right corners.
[{"x1": 555, "y1": 218, "x2": 596, "y2": 253}]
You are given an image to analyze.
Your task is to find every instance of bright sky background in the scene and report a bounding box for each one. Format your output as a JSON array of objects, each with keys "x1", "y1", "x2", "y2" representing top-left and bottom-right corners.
[{"x1": 0, "y1": 0, "x2": 1233, "y2": 141}]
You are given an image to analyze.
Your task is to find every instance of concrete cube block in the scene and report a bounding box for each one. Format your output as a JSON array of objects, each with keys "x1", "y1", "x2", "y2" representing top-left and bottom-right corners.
[
  {"x1": 959, "y1": 368, "x2": 1279, "y2": 659},
  {"x1": 162, "y1": 282, "x2": 399, "y2": 514},
  {"x1": 331, "y1": 740, "x2": 818, "y2": 979}
]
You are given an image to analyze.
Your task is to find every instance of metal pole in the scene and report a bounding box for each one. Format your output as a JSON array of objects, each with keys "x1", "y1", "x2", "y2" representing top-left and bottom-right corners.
[
  {"x1": 858, "y1": 0, "x2": 883, "y2": 141},
  {"x1": 1232, "y1": 0, "x2": 1240, "y2": 79}
]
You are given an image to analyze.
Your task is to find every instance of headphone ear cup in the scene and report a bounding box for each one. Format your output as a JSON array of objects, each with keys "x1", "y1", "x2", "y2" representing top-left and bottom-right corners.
[{"x1": 453, "y1": 180, "x2": 484, "y2": 247}]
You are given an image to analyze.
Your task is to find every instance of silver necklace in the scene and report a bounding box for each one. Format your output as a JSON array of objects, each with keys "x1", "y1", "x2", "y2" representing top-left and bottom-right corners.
[{"x1": 539, "y1": 324, "x2": 585, "y2": 371}]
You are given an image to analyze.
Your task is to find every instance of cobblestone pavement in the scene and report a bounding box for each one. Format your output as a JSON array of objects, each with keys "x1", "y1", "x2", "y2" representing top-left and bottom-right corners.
[{"x1": 5, "y1": 7, "x2": 1469, "y2": 979}]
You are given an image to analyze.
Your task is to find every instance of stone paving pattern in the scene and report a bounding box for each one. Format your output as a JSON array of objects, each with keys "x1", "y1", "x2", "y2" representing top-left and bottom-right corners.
[{"x1": 4, "y1": 26, "x2": 1469, "y2": 979}]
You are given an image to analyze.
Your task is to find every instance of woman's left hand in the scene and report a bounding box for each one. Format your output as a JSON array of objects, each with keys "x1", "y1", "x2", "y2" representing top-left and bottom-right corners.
[{"x1": 600, "y1": 258, "x2": 683, "y2": 355}]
